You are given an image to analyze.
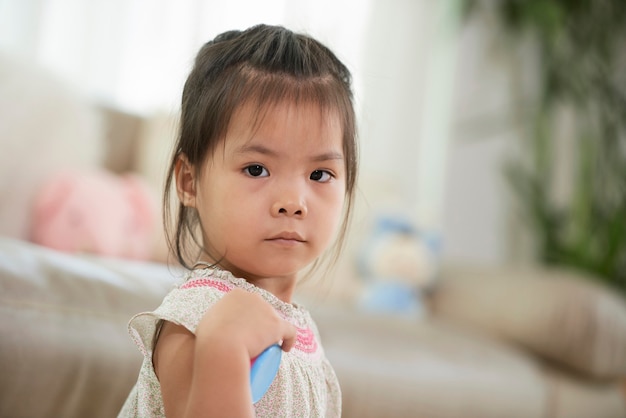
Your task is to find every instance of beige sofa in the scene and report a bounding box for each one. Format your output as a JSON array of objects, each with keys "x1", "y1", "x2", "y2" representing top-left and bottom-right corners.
[{"x1": 1, "y1": 236, "x2": 625, "y2": 418}]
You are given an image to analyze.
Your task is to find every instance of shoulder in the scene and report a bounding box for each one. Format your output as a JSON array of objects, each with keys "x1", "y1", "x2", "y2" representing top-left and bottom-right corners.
[
  {"x1": 127, "y1": 268, "x2": 235, "y2": 357},
  {"x1": 154, "y1": 268, "x2": 236, "y2": 331}
]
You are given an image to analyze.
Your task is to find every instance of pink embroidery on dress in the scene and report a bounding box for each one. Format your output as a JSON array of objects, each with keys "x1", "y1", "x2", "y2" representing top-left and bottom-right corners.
[
  {"x1": 294, "y1": 326, "x2": 318, "y2": 353},
  {"x1": 180, "y1": 278, "x2": 233, "y2": 293},
  {"x1": 182, "y1": 275, "x2": 318, "y2": 354}
]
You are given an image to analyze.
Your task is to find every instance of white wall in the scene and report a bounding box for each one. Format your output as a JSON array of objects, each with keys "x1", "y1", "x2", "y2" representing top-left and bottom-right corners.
[
  {"x1": 443, "y1": 11, "x2": 520, "y2": 264},
  {"x1": 354, "y1": 1, "x2": 524, "y2": 265}
]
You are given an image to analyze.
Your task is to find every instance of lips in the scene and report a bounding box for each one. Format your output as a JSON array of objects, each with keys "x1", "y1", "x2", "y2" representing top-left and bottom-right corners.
[{"x1": 266, "y1": 231, "x2": 305, "y2": 242}]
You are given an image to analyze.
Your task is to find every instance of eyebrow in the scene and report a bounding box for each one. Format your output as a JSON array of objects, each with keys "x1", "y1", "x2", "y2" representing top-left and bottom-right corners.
[{"x1": 236, "y1": 144, "x2": 344, "y2": 162}]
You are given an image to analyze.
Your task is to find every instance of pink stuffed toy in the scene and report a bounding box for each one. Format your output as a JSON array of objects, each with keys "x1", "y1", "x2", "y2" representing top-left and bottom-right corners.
[{"x1": 31, "y1": 169, "x2": 159, "y2": 260}]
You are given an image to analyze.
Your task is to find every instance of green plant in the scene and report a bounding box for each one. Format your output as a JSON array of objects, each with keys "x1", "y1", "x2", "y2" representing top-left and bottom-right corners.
[{"x1": 463, "y1": 0, "x2": 626, "y2": 293}]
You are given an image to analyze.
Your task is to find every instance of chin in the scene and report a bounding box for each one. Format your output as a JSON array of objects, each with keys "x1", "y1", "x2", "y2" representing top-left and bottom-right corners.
[
  {"x1": 249, "y1": 262, "x2": 307, "y2": 280},
  {"x1": 228, "y1": 252, "x2": 317, "y2": 280}
]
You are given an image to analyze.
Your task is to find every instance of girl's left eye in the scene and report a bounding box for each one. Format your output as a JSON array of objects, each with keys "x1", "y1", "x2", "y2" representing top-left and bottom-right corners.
[
  {"x1": 310, "y1": 170, "x2": 332, "y2": 182},
  {"x1": 245, "y1": 165, "x2": 269, "y2": 177}
]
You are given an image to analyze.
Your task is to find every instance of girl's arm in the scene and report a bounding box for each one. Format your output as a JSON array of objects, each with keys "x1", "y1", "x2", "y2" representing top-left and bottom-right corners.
[{"x1": 153, "y1": 288, "x2": 297, "y2": 418}]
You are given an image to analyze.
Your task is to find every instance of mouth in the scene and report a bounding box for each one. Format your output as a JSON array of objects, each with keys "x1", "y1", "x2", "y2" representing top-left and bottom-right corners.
[{"x1": 266, "y1": 232, "x2": 305, "y2": 243}]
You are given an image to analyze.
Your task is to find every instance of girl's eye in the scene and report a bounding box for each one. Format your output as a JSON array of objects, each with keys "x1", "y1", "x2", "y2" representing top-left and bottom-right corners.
[
  {"x1": 245, "y1": 165, "x2": 269, "y2": 177},
  {"x1": 310, "y1": 170, "x2": 332, "y2": 182}
]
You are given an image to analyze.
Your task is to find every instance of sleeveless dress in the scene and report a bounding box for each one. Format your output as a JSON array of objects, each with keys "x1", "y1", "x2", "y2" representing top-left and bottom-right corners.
[{"x1": 118, "y1": 266, "x2": 341, "y2": 417}]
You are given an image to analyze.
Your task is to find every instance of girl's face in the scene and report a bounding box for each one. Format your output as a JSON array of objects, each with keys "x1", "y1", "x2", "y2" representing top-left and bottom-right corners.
[{"x1": 178, "y1": 101, "x2": 346, "y2": 289}]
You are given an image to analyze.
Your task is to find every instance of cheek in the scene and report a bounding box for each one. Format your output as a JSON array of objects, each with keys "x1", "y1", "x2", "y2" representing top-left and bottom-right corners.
[
  {"x1": 319, "y1": 191, "x2": 346, "y2": 234},
  {"x1": 207, "y1": 193, "x2": 260, "y2": 237}
]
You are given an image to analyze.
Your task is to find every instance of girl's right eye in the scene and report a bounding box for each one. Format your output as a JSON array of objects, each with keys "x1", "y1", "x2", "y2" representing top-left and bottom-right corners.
[{"x1": 245, "y1": 165, "x2": 269, "y2": 177}]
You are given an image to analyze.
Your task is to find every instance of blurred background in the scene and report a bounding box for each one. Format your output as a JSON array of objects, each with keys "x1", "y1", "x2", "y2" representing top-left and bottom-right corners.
[
  {"x1": 3, "y1": 0, "x2": 626, "y2": 286},
  {"x1": 1, "y1": 1, "x2": 626, "y2": 417},
  {"x1": 0, "y1": 0, "x2": 512, "y2": 265}
]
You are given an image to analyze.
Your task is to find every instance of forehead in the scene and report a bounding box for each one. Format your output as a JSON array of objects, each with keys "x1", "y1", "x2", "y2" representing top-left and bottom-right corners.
[{"x1": 223, "y1": 100, "x2": 344, "y2": 151}]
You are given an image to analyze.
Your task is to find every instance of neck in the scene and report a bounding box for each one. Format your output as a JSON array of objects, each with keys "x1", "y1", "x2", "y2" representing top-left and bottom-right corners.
[
  {"x1": 197, "y1": 259, "x2": 298, "y2": 303},
  {"x1": 246, "y1": 275, "x2": 297, "y2": 304}
]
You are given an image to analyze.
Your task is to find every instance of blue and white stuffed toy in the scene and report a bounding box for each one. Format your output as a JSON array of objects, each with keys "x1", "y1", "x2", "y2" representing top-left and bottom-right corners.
[{"x1": 357, "y1": 215, "x2": 440, "y2": 317}]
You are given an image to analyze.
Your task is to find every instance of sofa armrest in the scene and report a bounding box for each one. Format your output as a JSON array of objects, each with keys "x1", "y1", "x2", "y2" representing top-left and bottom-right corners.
[
  {"x1": 0, "y1": 237, "x2": 180, "y2": 418},
  {"x1": 430, "y1": 265, "x2": 626, "y2": 380}
]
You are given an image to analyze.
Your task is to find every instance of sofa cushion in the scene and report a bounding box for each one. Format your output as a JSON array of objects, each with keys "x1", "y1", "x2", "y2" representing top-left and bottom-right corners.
[
  {"x1": 311, "y1": 305, "x2": 548, "y2": 418},
  {"x1": 544, "y1": 368, "x2": 626, "y2": 418},
  {"x1": 431, "y1": 265, "x2": 626, "y2": 380},
  {"x1": 0, "y1": 237, "x2": 180, "y2": 418}
]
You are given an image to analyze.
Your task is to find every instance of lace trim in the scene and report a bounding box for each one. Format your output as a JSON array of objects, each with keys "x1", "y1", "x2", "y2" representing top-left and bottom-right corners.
[
  {"x1": 182, "y1": 266, "x2": 319, "y2": 354},
  {"x1": 184, "y1": 266, "x2": 310, "y2": 326}
]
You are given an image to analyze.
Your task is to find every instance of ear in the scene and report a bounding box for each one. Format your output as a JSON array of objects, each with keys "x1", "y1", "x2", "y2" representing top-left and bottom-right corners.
[{"x1": 175, "y1": 153, "x2": 197, "y2": 207}]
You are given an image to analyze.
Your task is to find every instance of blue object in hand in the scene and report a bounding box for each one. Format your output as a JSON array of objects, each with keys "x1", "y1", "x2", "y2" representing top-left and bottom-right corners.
[{"x1": 250, "y1": 344, "x2": 282, "y2": 403}]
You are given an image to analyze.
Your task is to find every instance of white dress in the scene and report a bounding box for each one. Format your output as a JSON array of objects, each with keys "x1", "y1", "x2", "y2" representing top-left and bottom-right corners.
[{"x1": 118, "y1": 266, "x2": 341, "y2": 417}]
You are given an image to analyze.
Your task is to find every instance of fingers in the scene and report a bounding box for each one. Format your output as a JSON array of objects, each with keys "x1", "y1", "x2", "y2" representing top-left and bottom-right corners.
[
  {"x1": 202, "y1": 288, "x2": 303, "y2": 358},
  {"x1": 209, "y1": 289, "x2": 299, "y2": 356},
  {"x1": 279, "y1": 322, "x2": 297, "y2": 352}
]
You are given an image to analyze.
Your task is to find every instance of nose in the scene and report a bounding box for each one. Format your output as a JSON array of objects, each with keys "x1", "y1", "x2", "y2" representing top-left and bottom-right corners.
[{"x1": 271, "y1": 197, "x2": 307, "y2": 218}]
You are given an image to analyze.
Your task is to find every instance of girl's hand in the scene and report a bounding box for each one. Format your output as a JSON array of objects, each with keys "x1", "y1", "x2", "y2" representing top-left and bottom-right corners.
[
  {"x1": 196, "y1": 288, "x2": 297, "y2": 358},
  {"x1": 154, "y1": 289, "x2": 296, "y2": 418}
]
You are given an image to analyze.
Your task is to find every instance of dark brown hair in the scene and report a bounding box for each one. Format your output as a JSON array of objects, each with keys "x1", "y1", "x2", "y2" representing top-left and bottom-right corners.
[{"x1": 164, "y1": 24, "x2": 358, "y2": 271}]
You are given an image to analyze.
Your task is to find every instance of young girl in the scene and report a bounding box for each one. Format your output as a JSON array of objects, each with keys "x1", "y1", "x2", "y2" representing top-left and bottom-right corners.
[{"x1": 118, "y1": 24, "x2": 358, "y2": 417}]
